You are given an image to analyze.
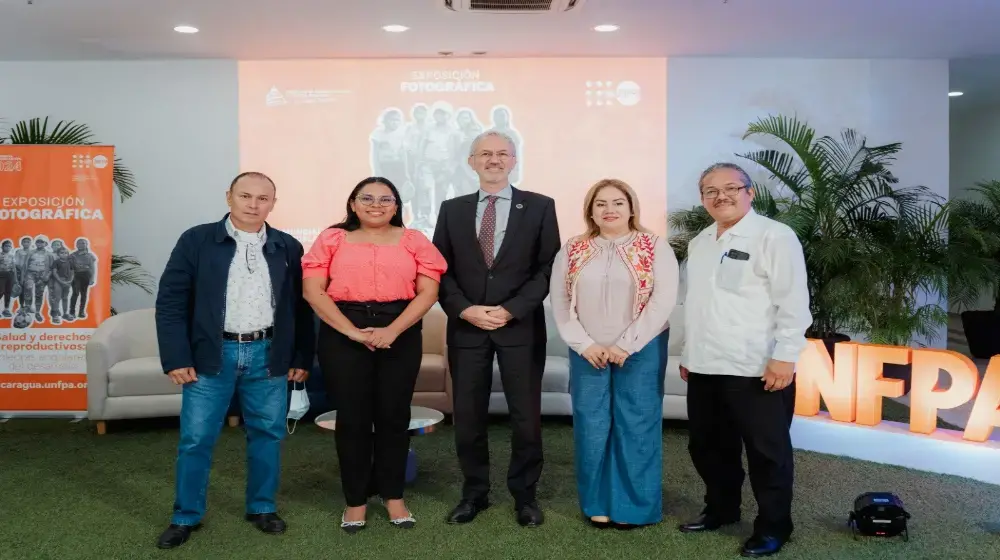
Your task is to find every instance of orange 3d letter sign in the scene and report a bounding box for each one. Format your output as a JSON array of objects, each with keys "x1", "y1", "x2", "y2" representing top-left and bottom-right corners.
[{"x1": 794, "y1": 340, "x2": 1000, "y2": 442}]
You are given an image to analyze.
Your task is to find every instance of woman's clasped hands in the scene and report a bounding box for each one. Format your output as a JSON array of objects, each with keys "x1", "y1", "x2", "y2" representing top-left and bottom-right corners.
[
  {"x1": 348, "y1": 326, "x2": 399, "y2": 351},
  {"x1": 581, "y1": 343, "x2": 630, "y2": 369}
]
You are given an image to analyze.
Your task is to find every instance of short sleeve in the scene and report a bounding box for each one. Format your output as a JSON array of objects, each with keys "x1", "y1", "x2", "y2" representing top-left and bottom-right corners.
[
  {"x1": 301, "y1": 228, "x2": 346, "y2": 279},
  {"x1": 403, "y1": 229, "x2": 448, "y2": 282}
]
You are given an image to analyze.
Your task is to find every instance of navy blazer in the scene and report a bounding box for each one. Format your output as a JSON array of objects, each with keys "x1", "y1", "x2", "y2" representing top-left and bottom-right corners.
[{"x1": 155, "y1": 214, "x2": 316, "y2": 377}]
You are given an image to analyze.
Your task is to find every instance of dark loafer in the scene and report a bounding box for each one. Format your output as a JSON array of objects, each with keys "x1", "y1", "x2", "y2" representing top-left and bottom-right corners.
[
  {"x1": 156, "y1": 523, "x2": 201, "y2": 549},
  {"x1": 447, "y1": 499, "x2": 490, "y2": 524},
  {"x1": 516, "y1": 502, "x2": 544, "y2": 527},
  {"x1": 678, "y1": 514, "x2": 740, "y2": 533},
  {"x1": 245, "y1": 512, "x2": 286, "y2": 534},
  {"x1": 741, "y1": 534, "x2": 787, "y2": 557}
]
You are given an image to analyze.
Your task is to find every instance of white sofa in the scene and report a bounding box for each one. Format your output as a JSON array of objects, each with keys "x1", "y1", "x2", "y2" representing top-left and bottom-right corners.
[
  {"x1": 487, "y1": 302, "x2": 688, "y2": 420},
  {"x1": 85, "y1": 309, "x2": 237, "y2": 434}
]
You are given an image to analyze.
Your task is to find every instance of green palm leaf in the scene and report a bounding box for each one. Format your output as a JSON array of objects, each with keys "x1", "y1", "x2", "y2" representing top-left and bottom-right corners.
[
  {"x1": 3, "y1": 116, "x2": 150, "y2": 312},
  {"x1": 6, "y1": 117, "x2": 136, "y2": 202},
  {"x1": 948, "y1": 180, "x2": 1000, "y2": 311},
  {"x1": 669, "y1": 114, "x2": 965, "y2": 345}
]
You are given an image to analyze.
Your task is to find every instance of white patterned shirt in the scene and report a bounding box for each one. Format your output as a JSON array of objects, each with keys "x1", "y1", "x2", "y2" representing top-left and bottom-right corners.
[{"x1": 224, "y1": 218, "x2": 274, "y2": 333}]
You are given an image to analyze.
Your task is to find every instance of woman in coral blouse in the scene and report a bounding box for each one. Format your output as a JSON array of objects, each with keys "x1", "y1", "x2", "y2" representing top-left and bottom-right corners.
[
  {"x1": 301, "y1": 176, "x2": 447, "y2": 533},
  {"x1": 549, "y1": 178, "x2": 679, "y2": 529}
]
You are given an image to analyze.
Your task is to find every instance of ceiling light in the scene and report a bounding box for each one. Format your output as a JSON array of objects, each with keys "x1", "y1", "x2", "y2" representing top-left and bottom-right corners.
[
  {"x1": 594, "y1": 24, "x2": 619, "y2": 32},
  {"x1": 173, "y1": 25, "x2": 199, "y2": 34},
  {"x1": 948, "y1": 91, "x2": 964, "y2": 97},
  {"x1": 382, "y1": 24, "x2": 409, "y2": 33}
]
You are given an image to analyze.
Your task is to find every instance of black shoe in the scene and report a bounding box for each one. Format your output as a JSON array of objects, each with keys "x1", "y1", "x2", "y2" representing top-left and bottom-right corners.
[
  {"x1": 447, "y1": 498, "x2": 490, "y2": 524},
  {"x1": 516, "y1": 502, "x2": 544, "y2": 528},
  {"x1": 741, "y1": 534, "x2": 787, "y2": 557},
  {"x1": 678, "y1": 514, "x2": 740, "y2": 533},
  {"x1": 245, "y1": 512, "x2": 286, "y2": 534},
  {"x1": 156, "y1": 523, "x2": 201, "y2": 549}
]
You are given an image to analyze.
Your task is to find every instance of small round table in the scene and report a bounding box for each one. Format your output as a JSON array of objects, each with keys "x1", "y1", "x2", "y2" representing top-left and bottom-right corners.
[{"x1": 314, "y1": 406, "x2": 445, "y2": 483}]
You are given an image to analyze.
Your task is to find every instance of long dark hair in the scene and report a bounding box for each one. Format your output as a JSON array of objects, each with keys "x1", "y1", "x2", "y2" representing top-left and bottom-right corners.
[{"x1": 330, "y1": 176, "x2": 405, "y2": 231}]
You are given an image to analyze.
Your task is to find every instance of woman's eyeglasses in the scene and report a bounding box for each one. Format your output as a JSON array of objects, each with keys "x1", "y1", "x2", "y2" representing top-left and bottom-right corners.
[{"x1": 356, "y1": 194, "x2": 397, "y2": 207}]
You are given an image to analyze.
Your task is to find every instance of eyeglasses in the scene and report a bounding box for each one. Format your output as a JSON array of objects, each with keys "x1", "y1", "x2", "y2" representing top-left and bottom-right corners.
[
  {"x1": 475, "y1": 151, "x2": 512, "y2": 160},
  {"x1": 356, "y1": 194, "x2": 397, "y2": 207},
  {"x1": 701, "y1": 185, "x2": 748, "y2": 199}
]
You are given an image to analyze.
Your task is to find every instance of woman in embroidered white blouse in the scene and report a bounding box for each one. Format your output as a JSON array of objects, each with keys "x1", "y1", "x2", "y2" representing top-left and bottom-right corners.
[{"x1": 550, "y1": 178, "x2": 679, "y2": 529}]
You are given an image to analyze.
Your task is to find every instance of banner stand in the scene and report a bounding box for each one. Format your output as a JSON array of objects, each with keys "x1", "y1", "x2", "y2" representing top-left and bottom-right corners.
[{"x1": 0, "y1": 145, "x2": 114, "y2": 418}]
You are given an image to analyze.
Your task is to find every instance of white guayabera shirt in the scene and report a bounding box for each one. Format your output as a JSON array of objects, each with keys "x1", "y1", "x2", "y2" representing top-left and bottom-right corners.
[{"x1": 681, "y1": 210, "x2": 812, "y2": 377}]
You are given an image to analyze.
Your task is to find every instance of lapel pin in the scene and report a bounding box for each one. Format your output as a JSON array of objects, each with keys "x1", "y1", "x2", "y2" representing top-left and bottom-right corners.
[{"x1": 516, "y1": 203, "x2": 523, "y2": 209}]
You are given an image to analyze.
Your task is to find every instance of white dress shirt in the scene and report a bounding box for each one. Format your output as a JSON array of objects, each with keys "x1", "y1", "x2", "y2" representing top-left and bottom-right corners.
[
  {"x1": 681, "y1": 210, "x2": 812, "y2": 377},
  {"x1": 224, "y1": 218, "x2": 274, "y2": 333}
]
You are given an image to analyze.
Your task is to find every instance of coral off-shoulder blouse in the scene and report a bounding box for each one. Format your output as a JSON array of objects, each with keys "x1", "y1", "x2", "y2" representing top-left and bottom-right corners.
[{"x1": 301, "y1": 227, "x2": 448, "y2": 302}]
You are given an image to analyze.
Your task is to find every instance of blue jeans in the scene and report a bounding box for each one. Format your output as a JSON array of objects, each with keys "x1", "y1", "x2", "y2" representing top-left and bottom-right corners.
[
  {"x1": 569, "y1": 331, "x2": 668, "y2": 525},
  {"x1": 171, "y1": 339, "x2": 288, "y2": 525}
]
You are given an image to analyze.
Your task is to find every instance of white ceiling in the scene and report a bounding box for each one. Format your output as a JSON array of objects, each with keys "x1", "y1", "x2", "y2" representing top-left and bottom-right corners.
[
  {"x1": 2, "y1": 0, "x2": 1000, "y2": 104},
  {"x1": 1, "y1": 0, "x2": 1000, "y2": 61}
]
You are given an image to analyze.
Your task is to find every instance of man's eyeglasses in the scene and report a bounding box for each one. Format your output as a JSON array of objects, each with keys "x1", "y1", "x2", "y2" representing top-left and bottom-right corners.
[
  {"x1": 701, "y1": 185, "x2": 748, "y2": 199},
  {"x1": 475, "y1": 151, "x2": 512, "y2": 161},
  {"x1": 356, "y1": 194, "x2": 397, "y2": 207}
]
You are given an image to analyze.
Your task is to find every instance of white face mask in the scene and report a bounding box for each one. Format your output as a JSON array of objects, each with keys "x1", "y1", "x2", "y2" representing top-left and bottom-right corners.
[{"x1": 286, "y1": 382, "x2": 310, "y2": 434}]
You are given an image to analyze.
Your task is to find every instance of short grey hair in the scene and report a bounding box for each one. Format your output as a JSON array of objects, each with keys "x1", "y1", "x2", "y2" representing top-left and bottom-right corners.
[
  {"x1": 698, "y1": 162, "x2": 752, "y2": 191},
  {"x1": 469, "y1": 129, "x2": 517, "y2": 157}
]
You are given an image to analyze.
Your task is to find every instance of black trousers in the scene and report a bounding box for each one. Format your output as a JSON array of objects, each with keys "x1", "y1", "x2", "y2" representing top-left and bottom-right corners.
[
  {"x1": 450, "y1": 339, "x2": 544, "y2": 507},
  {"x1": 317, "y1": 301, "x2": 423, "y2": 507},
  {"x1": 0, "y1": 271, "x2": 13, "y2": 308},
  {"x1": 70, "y1": 270, "x2": 92, "y2": 316},
  {"x1": 686, "y1": 372, "x2": 796, "y2": 538}
]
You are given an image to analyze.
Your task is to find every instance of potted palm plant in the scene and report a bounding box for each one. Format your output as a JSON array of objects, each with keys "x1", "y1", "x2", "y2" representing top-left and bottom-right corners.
[
  {"x1": 1, "y1": 117, "x2": 154, "y2": 312},
  {"x1": 670, "y1": 115, "x2": 923, "y2": 356},
  {"x1": 849, "y1": 196, "x2": 997, "y2": 389},
  {"x1": 948, "y1": 180, "x2": 1000, "y2": 358}
]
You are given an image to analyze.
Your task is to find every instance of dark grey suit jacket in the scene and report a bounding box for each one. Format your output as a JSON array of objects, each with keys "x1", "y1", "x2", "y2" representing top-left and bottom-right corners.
[{"x1": 432, "y1": 187, "x2": 560, "y2": 348}]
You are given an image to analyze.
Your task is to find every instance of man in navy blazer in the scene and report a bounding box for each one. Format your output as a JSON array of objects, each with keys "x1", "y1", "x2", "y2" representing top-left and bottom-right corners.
[{"x1": 154, "y1": 172, "x2": 315, "y2": 549}]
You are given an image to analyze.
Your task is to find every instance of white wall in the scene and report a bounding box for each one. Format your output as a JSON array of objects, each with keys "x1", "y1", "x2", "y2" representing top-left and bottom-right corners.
[
  {"x1": 667, "y1": 58, "x2": 951, "y2": 347},
  {"x1": 950, "y1": 104, "x2": 1000, "y2": 311},
  {"x1": 951, "y1": 106, "x2": 1000, "y2": 200},
  {"x1": 0, "y1": 60, "x2": 239, "y2": 313},
  {"x1": 0, "y1": 57, "x2": 952, "y2": 346}
]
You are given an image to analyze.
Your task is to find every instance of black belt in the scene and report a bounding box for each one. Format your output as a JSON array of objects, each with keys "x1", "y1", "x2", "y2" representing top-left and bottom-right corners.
[
  {"x1": 336, "y1": 300, "x2": 410, "y2": 316},
  {"x1": 223, "y1": 326, "x2": 273, "y2": 342}
]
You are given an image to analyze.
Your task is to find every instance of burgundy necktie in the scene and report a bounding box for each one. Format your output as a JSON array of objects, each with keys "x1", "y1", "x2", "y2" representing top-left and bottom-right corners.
[{"x1": 479, "y1": 195, "x2": 498, "y2": 267}]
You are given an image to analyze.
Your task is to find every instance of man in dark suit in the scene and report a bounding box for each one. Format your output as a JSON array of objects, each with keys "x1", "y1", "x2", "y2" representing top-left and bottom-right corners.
[{"x1": 433, "y1": 130, "x2": 560, "y2": 528}]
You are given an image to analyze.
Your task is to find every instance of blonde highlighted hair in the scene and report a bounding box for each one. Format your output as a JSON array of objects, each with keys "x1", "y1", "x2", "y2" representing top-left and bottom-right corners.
[{"x1": 580, "y1": 179, "x2": 651, "y2": 239}]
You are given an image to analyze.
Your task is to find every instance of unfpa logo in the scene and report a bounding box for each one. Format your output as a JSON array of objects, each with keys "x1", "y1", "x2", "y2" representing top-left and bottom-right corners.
[
  {"x1": 0, "y1": 155, "x2": 23, "y2": 172},
  {"x1": 584, "y1": 80, "x2": 642, "y2": 107},
  {"x1": 72, "y1": 154, "x2": 108, "y2": 169}
]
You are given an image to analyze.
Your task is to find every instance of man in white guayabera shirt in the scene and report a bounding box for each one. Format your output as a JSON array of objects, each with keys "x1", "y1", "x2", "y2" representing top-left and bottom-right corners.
[
  {"x1": 677, "y1": 162, "x2": 811, "y2": 558},
  {"x1": 154, "y1": 172, "x2": 315, "y2": 550}
]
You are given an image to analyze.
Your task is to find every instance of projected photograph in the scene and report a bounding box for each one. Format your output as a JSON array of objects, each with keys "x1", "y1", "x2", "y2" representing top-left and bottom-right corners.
[
  {"x1": 238, "y1": 58, "x2": 667, "y2": 247},
  {"x1": 367, "y1": 103, "x2": 523, "y2": 237}
]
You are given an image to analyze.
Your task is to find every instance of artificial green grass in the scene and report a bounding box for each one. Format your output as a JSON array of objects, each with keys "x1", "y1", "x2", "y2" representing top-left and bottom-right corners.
[{"x1": 2, "y1": 414, "x2": 998, "y2": 560}]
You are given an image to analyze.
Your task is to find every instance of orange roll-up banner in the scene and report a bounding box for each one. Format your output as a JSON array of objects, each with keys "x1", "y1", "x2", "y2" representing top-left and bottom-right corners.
[{"x1": 0, "y1": 146, "x2": 113, "y2": 415}]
